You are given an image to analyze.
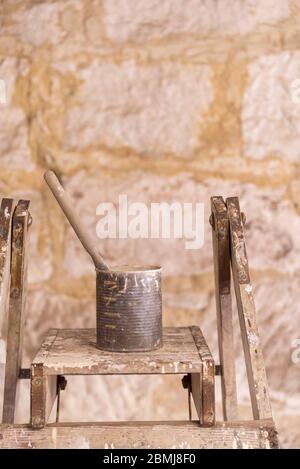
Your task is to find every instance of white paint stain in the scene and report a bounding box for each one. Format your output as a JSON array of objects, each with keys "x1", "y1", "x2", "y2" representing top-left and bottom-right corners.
[
  {"x1": 172, "y1": 441, "x2": 191, "y2": 449},
  {"x1": 120, "y1": 277, "x2": 128, "y2": 293},
  {"x1": 0, "y1": 339, "x2": 6, "y2": 364},
  {"x1": 104, "y1": 442, "x2": 115, "y2": 449},
  {"x1": 77, "y1": 437, "x2": 90, "y2": 449},
  {"x1": 245, "y1": 284, "x2": 253, "y2": 293},
  {"x1": 109, "y1": 363, "x2": 126, "y2": 371},
  {"x1": 247, "y1": 331, "x2": 258, "y2": 345},
  {"x1": 4, "y1": 207, "x2": 10, "y2": 219}
]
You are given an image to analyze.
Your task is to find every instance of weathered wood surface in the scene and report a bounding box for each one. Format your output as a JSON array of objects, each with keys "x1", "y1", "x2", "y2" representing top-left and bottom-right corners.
[
  {"x1": 34, "y1": 327, "x2": 209, "y2": 375},
  {"x1": 31, "y1": 327, "x2": 214, "y2": 428},
  {"x1": 2, "y1": 200, "x2": 30, "y2": 423},
  {"x1": 31, "y1": 330, "x2": 59, "y2": 428},
  {"x1": 211, "y1": 197, "x2": 238, "y2": 421},
  {"x1": 190, "y1": 326, "x2": 215, "y2": 426},
  {"x1": 0, "y1": 199, "x2": 14, "y2": 422},
  {"x1": 31, "y1": 364, "x2": 58, "y2": 429},
  {"x1": 0, "y1": 419, "x2": 279, "y2": 449},
  {"x1": 0, "y1": 199, "x2": 14, "y2": 335},
  {"x1": 227, "y1": 197, "x2": 272, "y2": 421}
]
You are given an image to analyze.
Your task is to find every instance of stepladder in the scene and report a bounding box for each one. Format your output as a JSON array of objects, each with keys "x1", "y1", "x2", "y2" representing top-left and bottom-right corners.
[{"x1": 0, "y1": 195, "x2": 279, "y2": 448}]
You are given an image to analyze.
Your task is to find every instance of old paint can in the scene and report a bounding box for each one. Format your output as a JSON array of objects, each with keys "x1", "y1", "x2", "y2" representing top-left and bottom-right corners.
[{"x1": 96, "y1": 265, "x2": 162, "y2": 352}]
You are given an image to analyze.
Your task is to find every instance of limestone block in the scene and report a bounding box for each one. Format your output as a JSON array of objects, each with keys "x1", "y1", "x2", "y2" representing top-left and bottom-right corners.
[
  {"x1": 242, "y1": 51, "x2": 300, "y2": 162},
  {"x1": 11, "y1": 1, "x2": 74, "y2": 47},
  {"x1": 63, "y1": 60, "x2": 213, "y2": 157},
  {"x1": 104, "y1": 0, "x2": 290, "y2": 43},
  {"x1": 3, "y1": 189, "x2": 53, "y2": 284},
  {"x1": 0, "y1": 58, "x2": 34, "y2": 171}
]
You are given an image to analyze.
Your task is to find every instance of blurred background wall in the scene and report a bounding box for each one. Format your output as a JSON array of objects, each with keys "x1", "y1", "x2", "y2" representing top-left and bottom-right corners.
[{"x1": 0, "y1": 0, "x2": 299, "y2": 448}]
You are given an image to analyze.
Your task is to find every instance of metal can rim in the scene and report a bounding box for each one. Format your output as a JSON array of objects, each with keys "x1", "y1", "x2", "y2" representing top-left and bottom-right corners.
[{"x1": 95, "y1": 264, "x2": 162, "y2": 274}]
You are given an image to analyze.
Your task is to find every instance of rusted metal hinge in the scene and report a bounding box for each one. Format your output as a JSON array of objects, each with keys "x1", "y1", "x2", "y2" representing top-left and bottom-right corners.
[
  {"x1": 19, "y1": 368, "x2": 30, "y2": 379},
  {"x1": 19, "y1": 369, "x2": 69, "y2": 387}
]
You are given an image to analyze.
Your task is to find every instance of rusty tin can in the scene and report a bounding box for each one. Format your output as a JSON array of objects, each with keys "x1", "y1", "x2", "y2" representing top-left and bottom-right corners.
[{"x1": 96, "y1": 265, "x2": 162, "y2": 352}]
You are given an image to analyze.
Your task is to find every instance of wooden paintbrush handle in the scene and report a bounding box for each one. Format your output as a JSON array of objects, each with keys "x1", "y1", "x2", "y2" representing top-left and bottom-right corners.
[{"x1": 44, "y1": 170, "x2": 109, "y2": 271}]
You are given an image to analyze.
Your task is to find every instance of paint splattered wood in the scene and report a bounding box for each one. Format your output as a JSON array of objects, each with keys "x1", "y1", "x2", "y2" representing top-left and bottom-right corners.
[
  {"x1": 31, "y1": 330, "x2": 58, "y2": 428},
  {"x1": 2, "y1": 200, "x2": 30, "y2": 423},
  {"x1": 190, "y1": 326, "x2": 215, "y2": 426},
  {"x1": 31, "y1": 327, "x2": 213, "y2": 428},
  {"x1": 0, "y1": 199, "x2": 15, "y2": 333},
  {"x1": 34, "y1": 327, "x2": 207, "y2": 375},
  {"x1": 226, "y1": 197, "x2": 272, "y2": 420},
  {"x1": 0, "y1": 419, "x2": 279, "y2": 449},
  {"x1": 32, "y1": 329, "x2": 58, "y2": 365},
  {"x1": 0, "y1": 199, "x2": 15, "y2": 421},
  {"x1": 211, "y1": 196, "x2": 238, "y2": 421}
]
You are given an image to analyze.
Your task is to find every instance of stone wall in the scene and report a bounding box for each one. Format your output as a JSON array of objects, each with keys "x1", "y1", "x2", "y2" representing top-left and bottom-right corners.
[{"x1": 0, "y1": 0, "x2": 300, "y2": 448}]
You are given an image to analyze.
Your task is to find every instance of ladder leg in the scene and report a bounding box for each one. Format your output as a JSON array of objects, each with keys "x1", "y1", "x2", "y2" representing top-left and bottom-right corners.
[
  {"x1": 2, "y1": 200, "x2": 30, "y2": 423},
  {"x1": 226, "y1": 197, "x2": 272, "y2": 421},
  {"x1": 31, "y1": 363, "x2": 58, "y2": 429},
  {"x1": 210, "y1": 196, "x2": 238, "y2": 421},
  {"x1": 190, "y1": 327, "x2": 215, "y2": 426}
]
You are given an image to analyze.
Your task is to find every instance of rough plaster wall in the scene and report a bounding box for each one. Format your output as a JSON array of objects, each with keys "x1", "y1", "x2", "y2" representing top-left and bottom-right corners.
[{"x1": 0, "y1": 0, "x2": 300, "y2": 448}]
